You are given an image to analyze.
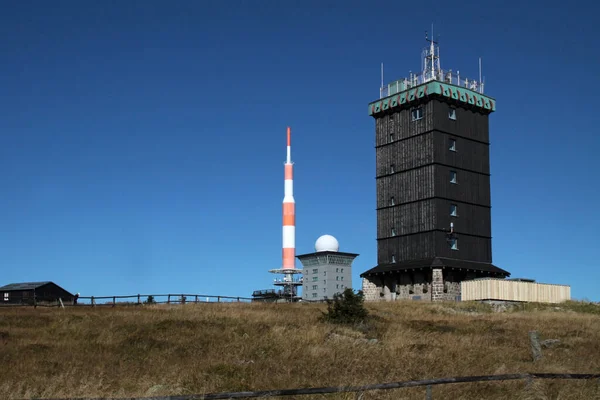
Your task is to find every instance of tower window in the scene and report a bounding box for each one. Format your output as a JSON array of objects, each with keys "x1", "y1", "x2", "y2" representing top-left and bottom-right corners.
[
  {"x1": 449, "y1": 108, "x2": 457, "y2": 120},
  {"x1": 390, "y1": 132, "x2": 394, "y2": 142},
  {"x1": 341, "y1": 268, "x2": 344, "y2": 272},
  {"x1": 450, "y1": 171, "x2": 457, "y2": 184},
  {"x1": 411, "y1": 107, "x2": 423, "y2": 121},
  {"x1": 391, "y1": 254, "x2": 396, "y2": 263},
  {"x1": 390, "y1": 164, "x2": 395, "y2": 173},
  {"x1": 450, "y1": 204, "x2": 458, "y2": 217},
  {"x1": 391, "y1": 227, "x2": 396, "y2": 236},
  {"x1": 390, "y1": 196, "x2": 395, "y2": 206},
  {"x1": 449, "y1": 139, "x2": 456, "y2": 151},
  {"x1": 449, "y1": 238, "x2": 458, "y2": 250}
]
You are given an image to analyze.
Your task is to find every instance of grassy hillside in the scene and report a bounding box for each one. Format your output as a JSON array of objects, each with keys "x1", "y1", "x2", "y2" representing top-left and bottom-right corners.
[{"x1": 0, "y1": 300, "x2": 599, "y2": 399}]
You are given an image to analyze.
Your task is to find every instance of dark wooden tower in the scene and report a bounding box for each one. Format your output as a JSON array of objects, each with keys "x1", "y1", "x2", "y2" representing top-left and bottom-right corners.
[{"x1": 360, "y1": 34, "x2": 510, "y2": 302}]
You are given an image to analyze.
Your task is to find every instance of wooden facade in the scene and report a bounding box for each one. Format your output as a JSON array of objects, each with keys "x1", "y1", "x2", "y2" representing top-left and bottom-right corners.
[
  {"x1": 373, "y1": 98, "x2": 498, "y2": 266},
  {"x1": 362, "y1": 89, "x2": 509, "y2": 301},
  {"x1": 461, "y1": 279, "x2": 571, "y2": 303}
]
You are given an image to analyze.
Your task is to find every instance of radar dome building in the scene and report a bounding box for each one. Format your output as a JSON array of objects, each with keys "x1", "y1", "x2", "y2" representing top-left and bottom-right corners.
[
  {"x1": 315, "y1": 234, "x2": 339, "y2": 252},
  {"x1": 298, "y1": 235, "x2": 359, "y2": 301}
]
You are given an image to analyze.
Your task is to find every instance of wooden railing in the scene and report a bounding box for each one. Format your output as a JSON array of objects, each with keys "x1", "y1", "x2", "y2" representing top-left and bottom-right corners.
[
  {"x1": 0, "y1": 293, "x2": 261, "y2": 307},
  {"x1": 20, "y1": 372, "x2": 600, "y2": 400}
]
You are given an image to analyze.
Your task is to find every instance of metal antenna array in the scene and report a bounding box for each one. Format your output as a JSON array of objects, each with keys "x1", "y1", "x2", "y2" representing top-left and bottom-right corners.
[{"x1": 423, "y1": 24, "x2": 441, "y2": 83}]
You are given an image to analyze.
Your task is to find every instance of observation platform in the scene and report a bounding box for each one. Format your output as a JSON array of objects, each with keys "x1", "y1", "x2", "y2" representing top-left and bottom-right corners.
[{"x1": 369, "y1": 69, "x2": 496, "y2": 117}]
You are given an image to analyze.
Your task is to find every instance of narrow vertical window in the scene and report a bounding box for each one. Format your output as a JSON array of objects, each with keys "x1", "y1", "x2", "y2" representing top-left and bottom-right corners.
[
  {"x1": 450, "y1": 171, "x2": 457, "y2": 184},
  {"x1": 448, "y1": 108, "x2": 456, "y2": 120},
  {"x1": 449, "y1": 138, "x2": 456, "y2": 151},
  {"x1": 391, "y1": 227, "x2": 396, "y2": 236},
  {"x1": 390, "y1": 132, "x2": 394, "y2": 142},
  {"x1": 390, "y1": 196, "x2": 395, "y2": 206},
  {"x1": 450, "y1": 238, "x2": 458, "y2": 250},
  {"x1": 450, "y1": 204, "x2": 458, "y2": 216},
  {"x1": 411, "y1": 107, "x2": 423, "y2": 121},
  {"x1": 391, "y1": 254, "x2": 396, "y2": 263},
  {"x1": 390, "y1": 164, "x2": 395, "y2": 173}
]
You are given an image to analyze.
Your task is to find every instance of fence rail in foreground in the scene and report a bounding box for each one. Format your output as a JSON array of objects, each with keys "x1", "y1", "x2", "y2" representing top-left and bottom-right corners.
[{"x1": 29, "y1": 372, "x2": 600, "y2": 400}]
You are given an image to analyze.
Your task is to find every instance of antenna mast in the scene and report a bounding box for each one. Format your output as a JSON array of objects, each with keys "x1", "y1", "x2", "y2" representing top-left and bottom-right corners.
[{"x1": 423, "y1": 24, "x2": 440, "y2": 83}]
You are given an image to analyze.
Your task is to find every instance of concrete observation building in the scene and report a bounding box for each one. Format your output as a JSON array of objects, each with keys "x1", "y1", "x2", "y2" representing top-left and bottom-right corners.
[
  {"x1": 361, "y1": 33, "x2": 510, "y2": 302},
  {"x1": 298, "y1": 235, "x2": 358, "y2": 301}
]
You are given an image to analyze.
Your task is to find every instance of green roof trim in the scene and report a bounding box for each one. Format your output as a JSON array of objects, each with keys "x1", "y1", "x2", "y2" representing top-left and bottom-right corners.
[{"x1": 368, "y1": 81, "x2": 496, "y2": 116}]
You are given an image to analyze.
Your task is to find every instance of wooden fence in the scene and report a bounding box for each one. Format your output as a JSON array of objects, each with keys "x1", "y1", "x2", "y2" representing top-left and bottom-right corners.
[
  {"x1": 0, "y1": 293, "x2": 262, "y2": 308},
  {"x1": 23, "y1": 372, "x2": 600, "y2": 400},
  {"x1": 0, "y1": 293, "x2": 330, "y2": 308}
]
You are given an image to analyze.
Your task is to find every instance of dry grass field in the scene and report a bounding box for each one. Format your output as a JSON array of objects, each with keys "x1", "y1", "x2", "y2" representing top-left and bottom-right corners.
[{"x1": 0, "y1": 300, "x2": 599, "y2": 400}]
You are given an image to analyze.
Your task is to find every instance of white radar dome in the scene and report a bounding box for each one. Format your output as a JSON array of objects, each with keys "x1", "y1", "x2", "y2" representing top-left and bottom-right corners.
[{"x1": 315, "y1": 235, "x2": 339, "y2": 252}]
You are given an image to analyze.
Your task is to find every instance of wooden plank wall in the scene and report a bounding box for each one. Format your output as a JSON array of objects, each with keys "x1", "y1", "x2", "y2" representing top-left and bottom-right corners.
[{"x1": 461, "y1": 279, "x2": 571, "y2": 303}]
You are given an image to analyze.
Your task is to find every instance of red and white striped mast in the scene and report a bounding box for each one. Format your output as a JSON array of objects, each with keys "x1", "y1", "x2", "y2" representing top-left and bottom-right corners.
[
  {"x1": 269, "y1": 126, "x2": 303, "y2": 301},
  {"x1": 282, "y1": 126, "x2": 295, "y2": 271}
]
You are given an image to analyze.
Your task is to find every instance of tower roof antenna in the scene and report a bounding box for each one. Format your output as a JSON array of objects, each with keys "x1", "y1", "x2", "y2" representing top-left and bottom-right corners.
[{"x1": 423, "y1": 24, "x2": 440, "y2": 83}]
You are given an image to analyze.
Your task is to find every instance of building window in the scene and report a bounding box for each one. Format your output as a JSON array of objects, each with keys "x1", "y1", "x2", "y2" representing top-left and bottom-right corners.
[
  {"x1": 336, "y1": 284, "x2": 339, "y2": 289},
  {"x1": 391, "y1": 254, "x2": 396, "y2": 263},
  {"x1": 391, "y1": 227, "x2": 396, "y2": 236},
  {"x1": 336, "y1": 276, "x2": 339, "y2": 281},
  {"x1": 323, "y1": 271, "x2": 326, "y2": 276},
  {"x1": 312, "y1": 293, "x2": 317, "y2": 298},
  {"x1": 390, "y1": 164, "x2": 395, "y2": 173},
  {"x1": 449, "y1": 108, "x2": 456, "y2": 120},
  {"x1": 390, "y1": 196, "x2": 395, "y2": 206},
  {"x1": 312, "y1": 276, "x2": 318, "y2": 281},
  {"x1": 336, "y1": 268, "x2": 339, "y2": 272},
  {"x1": 450, "y1": 204, "x2": 458, "y2": 217},
  {"x1": 341, "y1": 268, "x2": 344, "y2": 273},
  {"x1": 3, "y1": 293, "x2": 8, "y2": 301},
  {"x1": 390, "y1": 132, "x2": 394, "y2": 142},
  {"x1": 449, "y1": 138, "x2": 456, "y2": 151},
  {"x1": 411, "y1": 107, "x2": 423, "y2": 121},
  {"x1": 450, "y1": 170, "x2": 457, "y2": 184},
  {"x1": 312, "y1": 268, "x2": 318, "y2": 274},
  {"x1": 312, "y1": 285, "x2": 318, "y2": 290},
  {"x1": 450, "y1": 238, "x2": 458, "y2": 250}
]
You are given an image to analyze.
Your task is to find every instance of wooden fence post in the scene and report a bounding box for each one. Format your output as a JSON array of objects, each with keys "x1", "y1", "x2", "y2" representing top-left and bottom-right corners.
[
  {"x1": 195, "y1": 295, "x2": 198, "y2": 304},
  {"x1": 91, "y1": 296, "x2": 95, "y2": 307},
  {"x1": 137, "y1": 294, "x2": 141, "y2": 305},
  {"x1": 112, "y1": 296, "x2": 116, "y2": 307},
  {"x1": 217, "y1": 296, "x2": 221, "y2": 303},
  {"x1": 168, "y1": 295, "x2": 171, "y2": 304}
]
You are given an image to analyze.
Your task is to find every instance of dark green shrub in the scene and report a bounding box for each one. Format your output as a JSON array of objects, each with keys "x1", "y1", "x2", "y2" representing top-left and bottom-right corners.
[
  {"x1": 145, "y1": 295, "x2": 156, "y2": 304},
  {"x1": 320, "y1": 288, "x2": 368, "y2": 324}
]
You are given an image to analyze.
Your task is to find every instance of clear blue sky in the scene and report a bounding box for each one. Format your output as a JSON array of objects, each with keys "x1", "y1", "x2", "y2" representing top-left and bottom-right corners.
[{"x1": 1, "y1": 0, "x2": 598, "y2": 301}]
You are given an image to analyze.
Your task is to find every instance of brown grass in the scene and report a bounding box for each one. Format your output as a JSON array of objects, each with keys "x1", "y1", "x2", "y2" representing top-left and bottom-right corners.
[{"x1": 0, "y1": 300, "x2": 599, "y2": 400}]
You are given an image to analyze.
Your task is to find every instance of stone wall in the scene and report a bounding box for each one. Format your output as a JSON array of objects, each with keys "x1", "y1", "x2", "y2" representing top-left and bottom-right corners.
[
  {"x1": 361, "y1": 277, "x2": 381, "y2": 301},
  {"x1": 362, "y1": 268, "x2": 463, "y2": 302},
  {"x1": 431, "y1": 268, "x2": 444, "y2": 301}
]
